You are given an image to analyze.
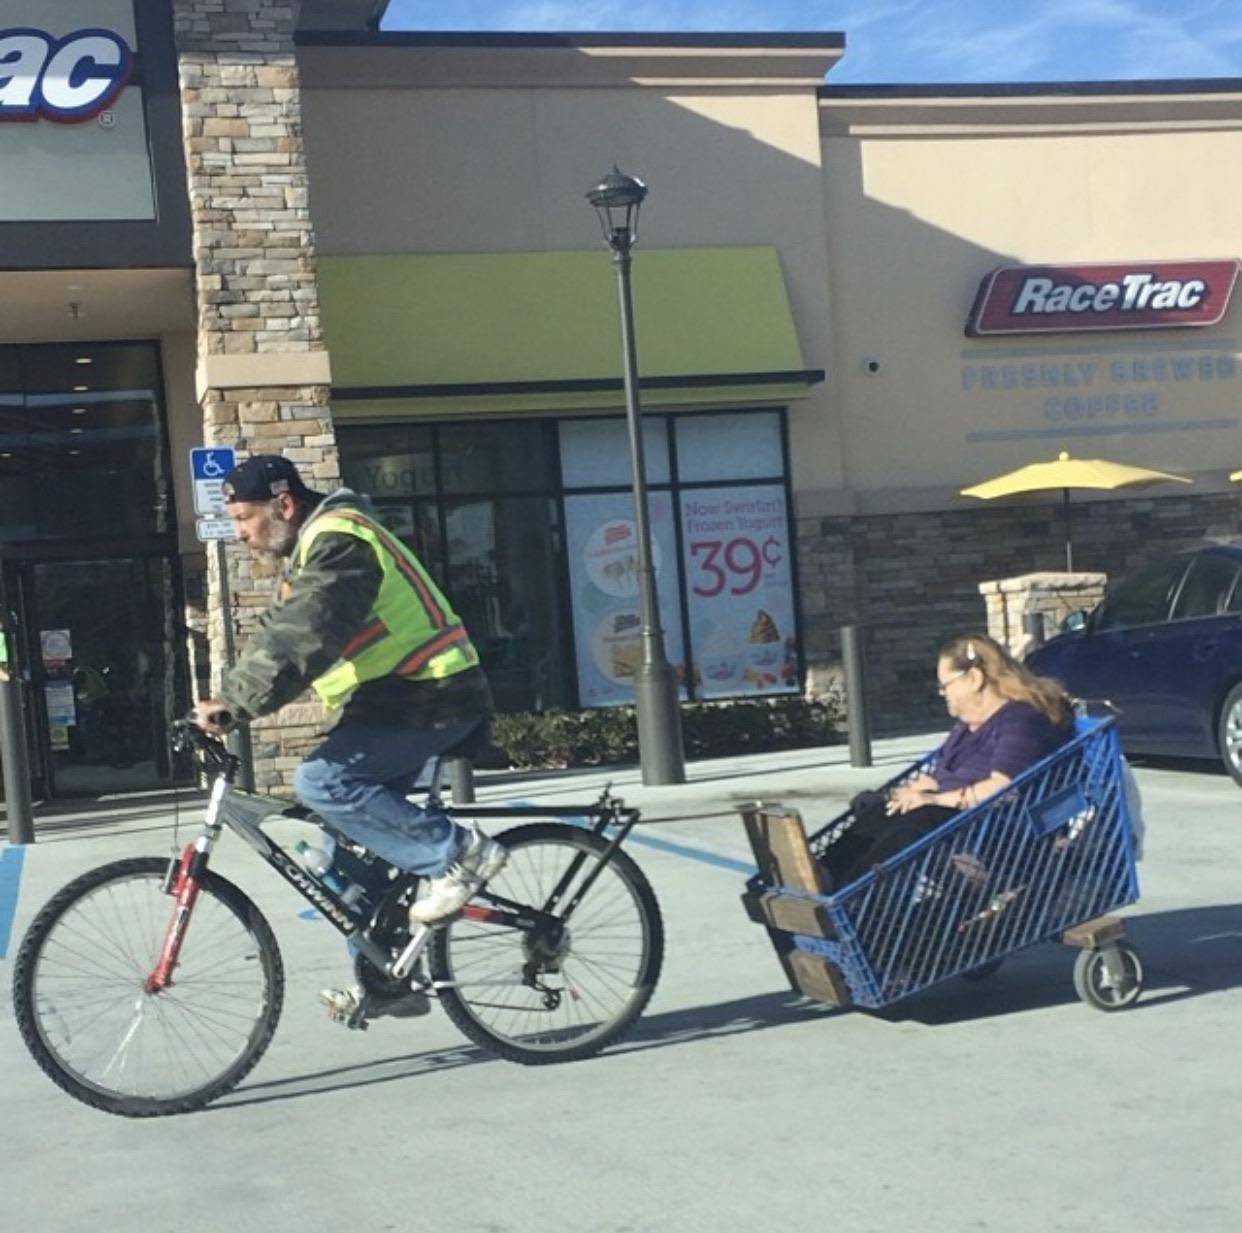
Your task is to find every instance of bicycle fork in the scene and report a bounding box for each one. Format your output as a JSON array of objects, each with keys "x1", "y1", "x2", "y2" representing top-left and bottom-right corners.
[
  {"x1": 147, "y1": 839, "x2": 209, "y2": 994},
  {"x1": 147, "y1": 777, "x2": 228, "y2": 994}
]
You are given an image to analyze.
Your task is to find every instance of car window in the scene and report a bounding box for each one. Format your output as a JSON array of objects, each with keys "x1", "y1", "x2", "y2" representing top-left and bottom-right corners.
[
  {"x1": 1095, "y1": 557, "x2": 1188, "y2": 630},
  {"x1": 1171, "y1": 554, "x2": 1242, "y2": 621},
  {"x1": 1227, "y1": 571, "x2": 1242, "y2": 613}
]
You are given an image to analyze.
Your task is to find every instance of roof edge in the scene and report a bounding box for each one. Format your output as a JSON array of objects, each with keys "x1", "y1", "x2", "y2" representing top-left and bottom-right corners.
[
  {"x1": 819, "y1": 77, "x2": 1242, "y2": 100},
  {"x1": 298, "y1": 29, "x2": 845, "y2": 50}
]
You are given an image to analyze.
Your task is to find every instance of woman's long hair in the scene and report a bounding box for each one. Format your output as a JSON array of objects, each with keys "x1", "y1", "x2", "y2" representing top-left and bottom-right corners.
[{"x1": 939, "y1": 632, "x2": 1073, "y2": 727}]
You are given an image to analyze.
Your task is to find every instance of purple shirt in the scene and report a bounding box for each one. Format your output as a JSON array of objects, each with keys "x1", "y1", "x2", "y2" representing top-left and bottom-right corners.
[{"x1": 933, "y1": 701, "x2": 1069, "y2": 790}]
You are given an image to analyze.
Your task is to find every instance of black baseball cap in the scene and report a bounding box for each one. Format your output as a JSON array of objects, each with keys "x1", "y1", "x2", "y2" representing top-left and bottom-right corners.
[{"x1": 222, "y1": 454, "x2": 318, "y2": 504}]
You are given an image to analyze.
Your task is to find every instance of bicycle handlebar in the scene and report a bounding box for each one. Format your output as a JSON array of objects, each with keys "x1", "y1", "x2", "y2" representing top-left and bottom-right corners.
[{"x1": 172, "y1": 715, "x2": 237, "y2": 771}]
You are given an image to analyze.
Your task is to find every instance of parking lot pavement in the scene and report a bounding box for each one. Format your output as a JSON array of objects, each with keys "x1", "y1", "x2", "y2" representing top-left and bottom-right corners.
[{"x1": 1, "y1": 739, "x2": 1239, "y2": 1233}]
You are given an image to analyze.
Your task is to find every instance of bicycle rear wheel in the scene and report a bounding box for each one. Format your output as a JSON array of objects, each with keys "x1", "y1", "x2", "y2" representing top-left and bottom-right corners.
[
  {"x1": 430, "y1": 822, "x2": 663, "y2": 1064},
  {"x1": 11, "y1": 857, "x2": 284, "y2": 1117}
]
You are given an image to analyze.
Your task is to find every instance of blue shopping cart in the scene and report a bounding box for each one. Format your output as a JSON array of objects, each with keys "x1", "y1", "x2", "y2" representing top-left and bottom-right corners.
[{"x1": 740, "y1": 714, "x2": 1143, "y2": 1012}]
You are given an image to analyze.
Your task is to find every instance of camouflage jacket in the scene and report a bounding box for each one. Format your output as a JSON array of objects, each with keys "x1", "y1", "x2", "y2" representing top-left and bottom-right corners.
[{"x1": 219, "y1": 489, "x2": 492, "y2": 729}]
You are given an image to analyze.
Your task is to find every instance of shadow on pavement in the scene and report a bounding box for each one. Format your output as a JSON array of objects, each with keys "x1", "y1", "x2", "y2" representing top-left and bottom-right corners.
[
  {"x1": 878, "y1": 902, "x2": 1242, "y2": 1026},
  {"x1": 213, "y1": 903, "x2": 1240, "y2": 1111},
  {"x1": 212, "y1": 1042, "x2": 494, "y2": 1111},
  {"x1": 1125, "y1": 753, "x2": 1226, "y2": 780},
  {"x1": 216, "y1": 991, "x2": 838, "y2": 1111}
]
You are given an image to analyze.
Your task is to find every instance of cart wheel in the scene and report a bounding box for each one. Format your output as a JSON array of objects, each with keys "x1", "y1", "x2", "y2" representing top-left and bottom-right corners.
[
  {"x1": 961, "y1": 958, "x2": 1004, "y2": 981},
  {"x1": 1073, "y1": 942, "x2": 1143, "y2": 1011}
]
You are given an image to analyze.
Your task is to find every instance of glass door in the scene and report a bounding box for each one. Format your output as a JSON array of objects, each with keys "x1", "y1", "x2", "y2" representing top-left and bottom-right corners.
[{"x1": 6, "y1": 555, "x2": 182, "y2": 798}]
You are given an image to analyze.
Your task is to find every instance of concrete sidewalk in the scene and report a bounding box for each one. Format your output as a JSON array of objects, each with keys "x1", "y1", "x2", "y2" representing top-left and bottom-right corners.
[{"x1": 2, "y1": 734, "x2": 1239, "y2": 1233}]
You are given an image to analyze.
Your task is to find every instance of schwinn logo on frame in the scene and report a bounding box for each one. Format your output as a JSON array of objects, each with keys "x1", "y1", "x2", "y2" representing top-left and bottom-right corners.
[
  {"x1": 0, "y1": 27, "x2": 134, "y2": 122},
  {"x1": 271, "y1": 850, "x2": 356, "y2": 931},
  {"x1": 966, "y1": 260, "x2": 1241, "y2": 337}
]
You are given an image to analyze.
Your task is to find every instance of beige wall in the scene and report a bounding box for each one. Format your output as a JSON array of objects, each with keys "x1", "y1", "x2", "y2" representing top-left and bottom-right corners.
[
  {"x1": 300, "y1": 81, "x2": 846, "y2": 494},
  {"x1": 300, "y1": 65, "x2": 1242, "y2": 526},
  {"x1": 819, "y1": 96, "x2": 1242, "y2": 513}
]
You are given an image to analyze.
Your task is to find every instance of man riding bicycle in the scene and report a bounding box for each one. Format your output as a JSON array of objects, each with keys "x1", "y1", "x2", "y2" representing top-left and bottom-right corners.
[{"x1": 194, "y1": 454, "x2": 507, "y2": 1020}]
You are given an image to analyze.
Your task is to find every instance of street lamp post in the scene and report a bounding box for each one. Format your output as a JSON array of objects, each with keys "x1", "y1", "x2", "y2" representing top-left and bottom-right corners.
[{"x1": 586, "y1": 168, "x2": 686, "y2": 785}]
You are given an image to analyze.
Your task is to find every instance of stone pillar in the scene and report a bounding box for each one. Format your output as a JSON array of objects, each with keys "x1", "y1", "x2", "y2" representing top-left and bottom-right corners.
[
  {"x1": 173, "y1": 0, "x2": 337, "y2": 792},
  {"x1": 979, "y1": 572, "x2": 1108, "y2": 659}
]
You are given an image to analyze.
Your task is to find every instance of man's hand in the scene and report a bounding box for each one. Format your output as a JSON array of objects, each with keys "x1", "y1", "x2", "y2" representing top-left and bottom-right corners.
[{"x1": 194, "y1": 698, "x2": 234, "y2": 736}]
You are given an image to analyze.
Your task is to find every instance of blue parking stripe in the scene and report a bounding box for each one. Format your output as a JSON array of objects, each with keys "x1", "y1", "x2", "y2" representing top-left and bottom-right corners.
[
  {"x1": 0, "y1": 845, "x2": 27, "y2": 960},
  {"x1": 507, "y1": 802, "x2": 756, "y2": 875}
]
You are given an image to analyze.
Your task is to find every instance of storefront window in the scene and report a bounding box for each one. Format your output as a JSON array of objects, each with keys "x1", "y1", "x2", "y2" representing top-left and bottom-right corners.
[
  {"x1": 680, "y1": 484, "x2": 798, "y2": 698},
  {"x1": 0, "y1": 343, "x2": 167, "y2": 543},
  {"x1": 0, "y1": 340, "x2": 186, "y2": 800},
  {"x1": 563, "y1": 490, "x2": 687, "y2": 707},
  {"x1": 675, "y1": 412, "x2": 783, "y2": 481},
  {"x1": 559, "y1": 418, "x2": 670, "y2": 487},
  {"x1": 440, "y1": 420, "x2": 553, "y2": 493},
  {"x1": 336, "y1": 408, "x2": 798, "y2": 713},
  {"x1": 338, "y1": 423, "x2": 434, "y2": 499},
  {"x1": 339, "y1": 423, "x2": 570, "y2": 711},
  {"x1": 445, "y1": 497, "x2": 568, "y2": 713}
]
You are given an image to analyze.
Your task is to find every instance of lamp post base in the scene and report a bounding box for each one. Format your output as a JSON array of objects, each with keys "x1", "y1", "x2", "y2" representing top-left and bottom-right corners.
[{"x1": 634, "y1": 659, "x2": 686, "y2": 785}]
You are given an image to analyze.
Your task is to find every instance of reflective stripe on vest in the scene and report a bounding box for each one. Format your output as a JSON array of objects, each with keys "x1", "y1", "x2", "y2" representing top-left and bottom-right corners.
[{"x1": 296, "y1": 506, "x2": 479, "y2": 708}]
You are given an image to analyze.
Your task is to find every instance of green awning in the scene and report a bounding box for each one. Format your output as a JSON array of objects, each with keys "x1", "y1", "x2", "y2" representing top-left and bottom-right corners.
[{"x1": 318, "y1": 247, "x2": 821, "y2": 419}]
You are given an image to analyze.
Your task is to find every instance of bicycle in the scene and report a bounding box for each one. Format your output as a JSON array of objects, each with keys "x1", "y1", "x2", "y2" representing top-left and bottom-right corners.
[{"x1": 11, "y1": 719, "x2": 664, "y2": 1118}]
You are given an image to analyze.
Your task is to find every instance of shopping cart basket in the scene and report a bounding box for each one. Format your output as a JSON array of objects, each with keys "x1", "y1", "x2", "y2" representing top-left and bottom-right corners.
[{"x1": 740, "y1": 714, "x2": 1143, "y2": 1012}]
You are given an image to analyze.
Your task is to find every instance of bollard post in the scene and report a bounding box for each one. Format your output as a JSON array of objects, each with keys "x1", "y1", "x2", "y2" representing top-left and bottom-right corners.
[
  {"x1": 215, "y1": 540, "x2": 255, "y2": 793},
  {"x1": 0, "y1": 667, "x2": 35, "y2": 845},
  {"x1": 1022, "y1": 610, "x2": 1046, "y2": 653},
  {"x1": 840, "y1": 624, "x2": 872, "y2": 769},
  {"x1": 448, "y1": 758, "x2": 476, "y2": 805}
]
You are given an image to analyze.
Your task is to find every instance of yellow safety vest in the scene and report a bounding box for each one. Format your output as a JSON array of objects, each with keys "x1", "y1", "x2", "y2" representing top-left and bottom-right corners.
[{"x1": 297, "y1": 507, "x2": 479, "y2": 709}]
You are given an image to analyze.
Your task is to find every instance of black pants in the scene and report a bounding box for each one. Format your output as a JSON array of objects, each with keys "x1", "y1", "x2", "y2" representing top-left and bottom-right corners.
[{"x1": 819, "y1": 795, "x2": 956, "y2": 890}]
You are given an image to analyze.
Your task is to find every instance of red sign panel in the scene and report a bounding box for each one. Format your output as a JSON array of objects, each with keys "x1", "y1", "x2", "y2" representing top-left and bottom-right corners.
[{"x1": 966, "y1": 260, "x2": 1240, "y2": 337}]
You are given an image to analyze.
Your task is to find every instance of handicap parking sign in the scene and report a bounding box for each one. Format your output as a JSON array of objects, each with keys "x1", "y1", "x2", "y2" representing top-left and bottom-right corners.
[{"x1": 189, "y1": 447, "x2": 236, "y2": 517}]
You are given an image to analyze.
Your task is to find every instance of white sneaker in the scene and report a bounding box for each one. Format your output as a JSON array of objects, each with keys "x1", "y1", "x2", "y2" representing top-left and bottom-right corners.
[
  {"x1": 319, "y1": 984, "x2": 430, "y2": 1024},
  {"x1": 409, "y1": 830, "x2": 509, "y2": 924}
]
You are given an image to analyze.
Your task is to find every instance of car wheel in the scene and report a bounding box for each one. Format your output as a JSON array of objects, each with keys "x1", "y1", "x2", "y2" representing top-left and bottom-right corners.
[{"x1": 1217, "y1": 683, "x2": 1242, "y2": 787}]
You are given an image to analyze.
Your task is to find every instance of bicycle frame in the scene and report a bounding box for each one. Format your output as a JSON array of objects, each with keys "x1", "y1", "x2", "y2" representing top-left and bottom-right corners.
[{"x1": 151, "y1": 725, "x2": 642, "y2": 993}]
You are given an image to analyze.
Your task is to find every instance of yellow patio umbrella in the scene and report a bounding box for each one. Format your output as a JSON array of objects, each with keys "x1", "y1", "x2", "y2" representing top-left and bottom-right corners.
[{"x1": 961, "y1": 450, "x2": 1192, "y2": 571}]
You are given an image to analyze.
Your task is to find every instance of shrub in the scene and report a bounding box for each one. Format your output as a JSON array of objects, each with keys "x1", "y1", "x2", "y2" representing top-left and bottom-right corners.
[{"x1": 490, "y1": 692, "x2": 845, "y2": 771}]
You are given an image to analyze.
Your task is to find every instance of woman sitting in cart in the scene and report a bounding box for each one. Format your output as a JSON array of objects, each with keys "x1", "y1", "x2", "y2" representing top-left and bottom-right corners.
[{"x1": 820, "y1": 633, "x2": 1074, "y2": 891}]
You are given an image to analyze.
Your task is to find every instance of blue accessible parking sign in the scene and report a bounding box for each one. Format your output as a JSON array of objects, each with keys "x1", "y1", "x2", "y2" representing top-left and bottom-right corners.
[{"x1": 189, "y1": 447, "x2": 236, "y2": 517}]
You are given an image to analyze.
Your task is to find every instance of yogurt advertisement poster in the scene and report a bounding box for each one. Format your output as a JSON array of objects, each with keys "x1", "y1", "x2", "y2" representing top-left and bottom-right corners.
[
  {"x1": 681, "y1": 485, "x2": 798, "y2": 699},
  {"x1": 565, "y1": 492, "x2": 687, "y2": 708}
]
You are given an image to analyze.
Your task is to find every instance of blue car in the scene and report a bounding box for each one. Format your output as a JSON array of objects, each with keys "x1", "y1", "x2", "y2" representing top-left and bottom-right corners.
[{"x1": 1026, "y1": 544, "x2": 1242, "y2": 784}]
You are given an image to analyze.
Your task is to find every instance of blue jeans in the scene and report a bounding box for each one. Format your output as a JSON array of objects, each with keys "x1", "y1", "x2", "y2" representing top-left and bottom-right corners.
[{"x1": 293, "y1": 717, "x2": 478, "y2": 877}]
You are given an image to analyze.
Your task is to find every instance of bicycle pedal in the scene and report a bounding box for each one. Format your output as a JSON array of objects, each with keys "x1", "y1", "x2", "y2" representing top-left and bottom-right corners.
[{"x1": 320, "y1": 988, "x2": 372, "y2": 1030}]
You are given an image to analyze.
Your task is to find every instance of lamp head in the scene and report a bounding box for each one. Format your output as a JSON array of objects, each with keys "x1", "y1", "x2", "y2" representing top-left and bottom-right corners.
[{"x1": 586, "y1": 166, "x2": 647, "y2": 250}]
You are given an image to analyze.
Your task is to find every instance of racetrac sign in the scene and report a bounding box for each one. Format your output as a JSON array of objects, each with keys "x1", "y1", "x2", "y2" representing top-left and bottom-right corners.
[
  {"x1": 0, "y1": 26, "x2": 133, "y2": 122},
  {"x1": 966, "y1": 260, "x2": 1241, "y2": 337}
]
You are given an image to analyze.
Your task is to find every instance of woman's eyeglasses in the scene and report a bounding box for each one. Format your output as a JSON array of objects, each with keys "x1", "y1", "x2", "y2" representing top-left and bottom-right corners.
[{"x1": 937, "y1": 668, "x2": 970, "y2": 696}]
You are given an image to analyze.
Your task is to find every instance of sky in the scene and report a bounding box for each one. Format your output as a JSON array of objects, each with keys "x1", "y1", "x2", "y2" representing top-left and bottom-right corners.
[{"x1": 383, "y1": 0, "x2": 1242, "y2": 85}]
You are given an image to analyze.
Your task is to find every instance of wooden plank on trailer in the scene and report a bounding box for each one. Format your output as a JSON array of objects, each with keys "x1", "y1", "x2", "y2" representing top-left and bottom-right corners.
[
  {"x1": 1062, "y1": 915, "x2": 1125, "y2": 949},
  {"x1": 788, "y1": 949, "x2": 849, "y2": 1007},
  {"x1": 740, "y1": 805, "x2": 826, "y2": 895},
  {"x1": 761, "y1": 893, "x2": 833, "y2": 938}
]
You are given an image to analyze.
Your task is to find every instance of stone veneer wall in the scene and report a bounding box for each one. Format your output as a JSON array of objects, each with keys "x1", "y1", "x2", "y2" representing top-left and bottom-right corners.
[
  {"x1": 797, "y1": 490, "x2": 1242, "y2": 735},
  {"x1": 173, "y1": 0, "x2": 338, "y2": 793},
  {"x1": 979, "y1": 571, "x2": 1107, "y2": 659}
]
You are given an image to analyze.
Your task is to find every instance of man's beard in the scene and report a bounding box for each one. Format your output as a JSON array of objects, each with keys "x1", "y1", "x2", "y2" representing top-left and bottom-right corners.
[{"x1": 257, "y1": 508, "x2": 299, "y2": 558}]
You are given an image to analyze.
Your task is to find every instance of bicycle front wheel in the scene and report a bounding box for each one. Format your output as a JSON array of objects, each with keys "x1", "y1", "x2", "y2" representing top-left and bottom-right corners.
[
  {"x1": 11, "y1": 857, "x2": 284, "y2": 1117},
  {"x1": 430, "y1": 822, "x2": 663, "y2": 1064}
]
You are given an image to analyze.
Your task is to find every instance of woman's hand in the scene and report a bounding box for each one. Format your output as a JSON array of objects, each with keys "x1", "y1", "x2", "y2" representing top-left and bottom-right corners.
[{"x1": 886, "y1": 784, "x2": 937, "y2": 815}]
